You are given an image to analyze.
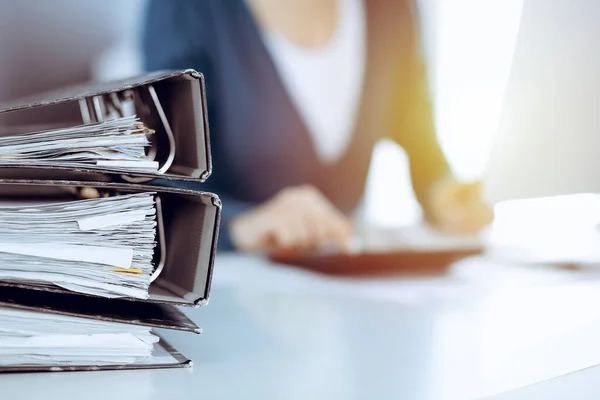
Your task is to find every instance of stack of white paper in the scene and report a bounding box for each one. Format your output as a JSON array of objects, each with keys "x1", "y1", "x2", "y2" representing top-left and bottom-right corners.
[
  {"x1": 0, "y1": 308, "x2": 158, "y2": 366},
  {"x1": 349, "y1": 224, "x2": 485, "y2": 253},
  {"x1": 0, "y1": 193, "x2": 157, "y2": 299},
  {"x1": 0, "y1": 116, "x2": 158, "y2": 172}
]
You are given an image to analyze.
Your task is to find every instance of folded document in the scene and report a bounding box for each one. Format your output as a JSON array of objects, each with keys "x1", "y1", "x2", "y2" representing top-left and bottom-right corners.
[{"x1": 0, "y1": 193, "x2": 157, "y2": 299}]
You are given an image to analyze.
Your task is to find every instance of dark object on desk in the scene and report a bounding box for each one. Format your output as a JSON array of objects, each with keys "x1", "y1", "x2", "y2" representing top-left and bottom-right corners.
[{"x1": 271, "y1": 248, "x2": 483, "y2": 277}]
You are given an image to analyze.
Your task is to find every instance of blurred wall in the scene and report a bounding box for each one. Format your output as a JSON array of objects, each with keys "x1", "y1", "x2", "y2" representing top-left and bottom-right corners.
[
  {"x1": 0, "y1": 0, "x2": 145, "y2": 102},
  {"x1": 366, "y1": 0, "x2": 523, "y2": 226}
]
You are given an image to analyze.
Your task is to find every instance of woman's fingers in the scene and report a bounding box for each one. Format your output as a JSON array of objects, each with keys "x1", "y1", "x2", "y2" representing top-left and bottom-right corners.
[
  {"x1": 271, "y1": 215, "x2": 310, "y2": 249},
  {"x1": 269, "y1": 211, "x2": 351, "y2": 251},
  {"x1": 230, "y1": 185, "x2": 354, "y2": 253}
]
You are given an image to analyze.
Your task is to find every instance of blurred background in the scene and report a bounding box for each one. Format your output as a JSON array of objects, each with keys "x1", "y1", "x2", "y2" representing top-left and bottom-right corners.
[
  {"x1": 0, "y1": 0, "x2": 596, "y2": 251},
  {"x1": 0, "y1": 0, "x2": 521, "y2": 219}
]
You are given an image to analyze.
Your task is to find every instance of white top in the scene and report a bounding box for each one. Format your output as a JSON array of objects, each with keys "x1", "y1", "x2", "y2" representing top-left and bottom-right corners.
[{"x1": 261, "y1": 0, "x2": 367, "y2": 164}]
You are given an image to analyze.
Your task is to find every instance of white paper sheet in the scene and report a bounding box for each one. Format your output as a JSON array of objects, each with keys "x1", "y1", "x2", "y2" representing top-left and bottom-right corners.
[
  {"x1": 0, "y1": 243, "x2": 133, "y2": 269},
  {"x1": 77, "y1": 210, "x2": 148, "y2": 231},
  {"x1": 0, "y1": 193, "x2": 157, "y2": 298},
  {"x1": 96, "y1": 160, "x2": 159, "y2": 170}
]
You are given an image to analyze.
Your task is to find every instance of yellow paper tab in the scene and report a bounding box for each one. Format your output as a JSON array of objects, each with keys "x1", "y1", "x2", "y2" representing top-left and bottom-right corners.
[{"x1": 110, "y1": 268, "x2": 143, "y2": 274}]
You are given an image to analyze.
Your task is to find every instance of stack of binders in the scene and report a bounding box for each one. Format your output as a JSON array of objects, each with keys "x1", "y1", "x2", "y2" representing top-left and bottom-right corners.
[{"x1": 0, "y1": 70, "x2": 220, "y2": 372}]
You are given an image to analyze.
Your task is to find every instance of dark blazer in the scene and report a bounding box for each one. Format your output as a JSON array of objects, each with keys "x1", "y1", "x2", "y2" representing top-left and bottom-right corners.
[{"x1": 143, "y1": 0, "x2": 449, "y2": 250}]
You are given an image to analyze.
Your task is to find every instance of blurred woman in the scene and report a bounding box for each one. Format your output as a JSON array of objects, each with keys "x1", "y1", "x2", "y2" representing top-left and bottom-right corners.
[{"x1": 143, "y1": 0, "x2": 493, "y2": 252}]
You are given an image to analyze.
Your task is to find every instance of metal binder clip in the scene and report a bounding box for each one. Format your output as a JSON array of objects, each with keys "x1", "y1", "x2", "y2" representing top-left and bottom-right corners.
[
  {"x1": 150, "y1": 195, "x2": 166, "y2": 283},
  {"x1": 119, "y1": 86, "x2": 176, "y2": 183},
  {"x1": 79, "y1": 90, "x2": 133, "y2": 122},
  {"x1": 147, "y1": 85, "x2": 176, "y2": 175},
  {"x1": 77, "y1": 85, "x2": 177, "y2": 182}
]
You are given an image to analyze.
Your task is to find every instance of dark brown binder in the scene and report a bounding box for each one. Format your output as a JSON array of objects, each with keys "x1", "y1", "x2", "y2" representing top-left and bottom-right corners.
[
  {"x1": 0, "y1": 179, "x2": 221, "y2": 306},
  {"x1": 0, "y1": 70, "x2": 211, "y2": 183},
  {"x1": 0, "y1": 286, "x2": 198, "y2": 373}
]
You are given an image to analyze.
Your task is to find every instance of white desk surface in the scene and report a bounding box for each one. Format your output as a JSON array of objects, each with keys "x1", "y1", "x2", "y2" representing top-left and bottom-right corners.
[{"x1": 3, "y1": 253, "x2": 600, "y2": 400}]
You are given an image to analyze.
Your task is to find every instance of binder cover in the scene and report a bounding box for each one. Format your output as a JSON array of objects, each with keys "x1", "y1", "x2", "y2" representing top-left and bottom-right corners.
[
  {"x1": 0, "y1": 179, "x2": 221, "y2": 306},
  {"x1": 0, "y1": 70, "x2": 211, "y2": 183}
]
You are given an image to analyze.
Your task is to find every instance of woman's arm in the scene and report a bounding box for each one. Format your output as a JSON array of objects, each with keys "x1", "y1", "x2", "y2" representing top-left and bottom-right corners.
[
  {"x1": 386, "y1": 2, "x2": 493, "y2": 233},
  {"x1": 143, "y1": 0, "x2": 257, "y2": 251},
  {"x1": 143, "y1": 1, "x2": 354, "y2": 252},
  {"x1": 386, "y1": 6, "x2": 450, "y2": 221}
]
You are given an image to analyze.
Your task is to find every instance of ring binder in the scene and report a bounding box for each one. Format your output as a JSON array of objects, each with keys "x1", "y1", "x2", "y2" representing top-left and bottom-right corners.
[
  {"x1": 0, "y1": 179, "x2": 221, "y2": 306},
  {"x1": 0, "y1": 70, "x2": 220, "y2": 374},
  {"x1": 0, "y1": 70, "x2": 212, "y2": 183}
]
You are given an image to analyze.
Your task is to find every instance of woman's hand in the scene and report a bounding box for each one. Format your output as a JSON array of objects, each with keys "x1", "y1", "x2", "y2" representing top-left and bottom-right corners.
[
  {"x1": 428, "y1": 177, "x2": 494, "y2": 234},
  {"x1": 230, "y1": 185, "x2": 354, "y2": 252}
]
